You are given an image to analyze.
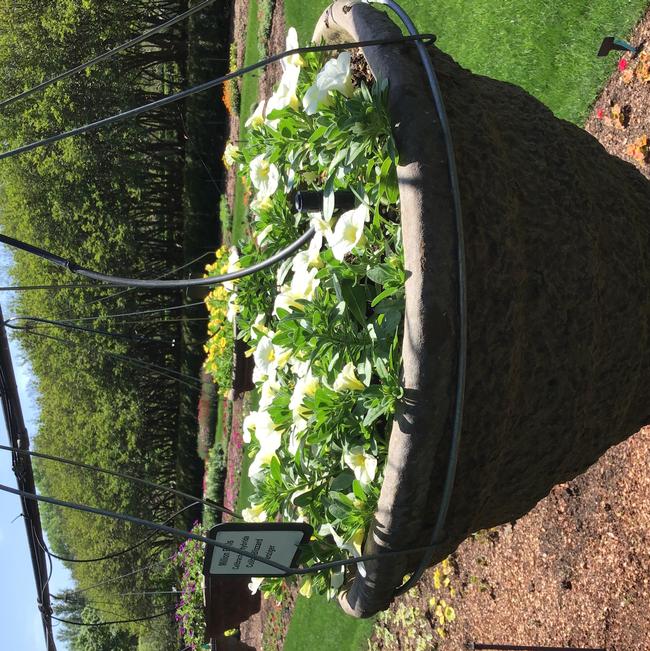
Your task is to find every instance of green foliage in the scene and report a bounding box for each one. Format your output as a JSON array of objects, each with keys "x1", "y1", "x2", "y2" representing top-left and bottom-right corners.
[
  {"x1": 69, "y1": 607, "x2": 138, "y2": 651},
  {"x1": 0, "y1": 0, "x2": 227, "y2": 644}
]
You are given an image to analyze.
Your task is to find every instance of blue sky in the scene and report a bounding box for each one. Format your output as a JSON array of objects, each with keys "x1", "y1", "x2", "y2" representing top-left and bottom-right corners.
[{"x1": 0, "y1": 244, "x2": 72, "y2": 650}]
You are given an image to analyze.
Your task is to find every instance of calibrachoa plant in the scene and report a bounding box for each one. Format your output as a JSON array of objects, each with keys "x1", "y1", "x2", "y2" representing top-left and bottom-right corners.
[
  {"x1": 224, "y1": 27, "x2": 405, "y2": 600},
  {"x1": 173, "y1": 523, "x2": 206, "y2": 650},
  {"x1": 203, "y1": 245, "x2": 239, "y2": 395}
]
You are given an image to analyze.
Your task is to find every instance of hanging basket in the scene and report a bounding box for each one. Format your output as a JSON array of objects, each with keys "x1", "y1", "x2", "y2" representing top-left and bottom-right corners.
[{"x1": 313, "y1": 0, "x2": 650, "y2": 617}]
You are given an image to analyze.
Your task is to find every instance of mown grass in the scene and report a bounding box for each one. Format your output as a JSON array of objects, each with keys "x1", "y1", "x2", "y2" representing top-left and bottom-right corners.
[
  {"x1": 283, "y1": 593, "x2": 375, "y2": 651},
  {"x1": 285, "y1": 0, "x2": 649, "y2": 124}
]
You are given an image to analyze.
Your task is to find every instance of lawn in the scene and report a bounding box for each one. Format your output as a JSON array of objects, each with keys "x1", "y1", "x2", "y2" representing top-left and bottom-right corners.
[
  {"x1": 283, "y1": 593, "x2": 375, "y2": 651},
  {"x1": 285, "y1": 0, "x2": 649, "y2": 124}
]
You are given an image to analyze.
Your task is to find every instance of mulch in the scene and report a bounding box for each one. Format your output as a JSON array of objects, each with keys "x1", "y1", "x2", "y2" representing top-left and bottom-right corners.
[{"x1": 585, "y1": 12, "x2": 650, "y2": 178}]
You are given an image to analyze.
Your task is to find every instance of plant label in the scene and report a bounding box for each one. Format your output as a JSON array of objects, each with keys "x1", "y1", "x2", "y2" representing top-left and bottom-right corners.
[{"x1": 204, "y1": 522, "x2": 313, "y2": 577}]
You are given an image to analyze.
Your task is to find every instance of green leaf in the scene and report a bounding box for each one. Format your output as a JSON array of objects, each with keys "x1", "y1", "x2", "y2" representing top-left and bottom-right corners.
[
  {"x1": 340, "y1": 280, "x2": 366, "y2": 326},
  {"x1": 330, "y1": 471, "x2": 354, "y2": 492},
  {"x1": 270, "y1": 456, "x2": 282, "y2": 484},
  {"x1": 366, "y1": 263, "x2": 394, "y2": 286},
  {"x1": 352, "y1": 479, "x2": 366, "y2": 501}
]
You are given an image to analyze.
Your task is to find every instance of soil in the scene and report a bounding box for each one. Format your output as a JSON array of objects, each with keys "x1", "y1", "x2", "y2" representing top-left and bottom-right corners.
[{"x1": 226, "y1": 4, "x2": 650, "y2": 651}]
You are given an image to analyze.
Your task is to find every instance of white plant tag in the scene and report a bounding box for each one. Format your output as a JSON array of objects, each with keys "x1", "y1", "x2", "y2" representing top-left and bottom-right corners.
[{"x1": 204, "y1": 522, "x2": 313, "y2": 577}]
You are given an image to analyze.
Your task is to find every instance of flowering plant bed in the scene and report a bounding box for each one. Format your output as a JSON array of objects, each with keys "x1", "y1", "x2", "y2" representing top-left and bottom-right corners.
[{"x1": 222, "y1": 25, "x2": 405, "y2": 600}]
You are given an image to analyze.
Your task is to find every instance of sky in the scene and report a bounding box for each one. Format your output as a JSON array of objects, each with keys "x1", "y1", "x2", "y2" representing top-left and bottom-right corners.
[{"x1": 0, "y1": 244, "x2": 72, "y2": 651}]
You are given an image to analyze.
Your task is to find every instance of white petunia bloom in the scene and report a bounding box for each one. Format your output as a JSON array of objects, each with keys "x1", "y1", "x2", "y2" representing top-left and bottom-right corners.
[
  {"x1": 330, "y1": 204, "x2": 368, "y2": 261},
  {"x1": 250, "y1": 155, "x2": 280, "y2": 198},
  {"x1": 319, "y1": 522, "x2": 367, "y2": 577},
  {"x1": 273, "y1": 288, "x2": 303, "y2": 315},
  {"x1": 302, "y1": 81, "x2": 332, "y2": 115},
  {"x1": 259, "y1": 377, "x2": 280, "y2": 409},
  {"x1": 250, "y1": 194, "x2": 273, "y2": 216},
  {"x1": 245, "y1": 100, "x2": 267, "y2": 129},
  {"x1": 248, "y1": 445, "x2": 275, "y2": 478},
  {"x1": 242, "y1": 411, "x2": 257, "y2": 444},
  {"x1": 253, "y1": 335, "x2": 276, "y2": 382},
  {"x1": 317, "y1": 52, "x2": 354, "y2": 97},
  {"x1": 226, "y1": 292, "x2": 238, "y2": 323},
  {"x1": 343, "y1": 446, "x2": 377, "y2": 485},
  {"x1": 333, "y1": 362, "x2": 365, "y2": 392},
  {"x1": 284, "y1": 27, "x2": 304, "y2": 68},
  {"x1": 289, "y1": 266, "x2": 320, "y2": 301},
  {"x1": 223, "y1": 246, "x2": 240, "y2": 292},
  {"x1": 242, "y1": 502, "x2": 267, "y2": 523},
  {"x1": 266, "y1": 62, "x2": 301, "y2": 117},
  {"x1": 290, "y1": 357, "x2": 311, "y2": 379},
  {"x1": 302, "y1": 52, "x2": 353, "y2": 115},
  {"x1": 223, "y1": 142, "x2": 240, "y2": 168},
  {"x1": 289, "y1": 371, "x2": 320, "y2": 420},
  {"x1": 248, "y1": 576, "x2": 264, "y2": 595}
]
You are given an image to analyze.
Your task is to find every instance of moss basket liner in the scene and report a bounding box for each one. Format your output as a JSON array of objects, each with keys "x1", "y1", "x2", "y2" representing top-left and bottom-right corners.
[{"x1": 309, "y1": 0, "x2": 650, "y2": 618}]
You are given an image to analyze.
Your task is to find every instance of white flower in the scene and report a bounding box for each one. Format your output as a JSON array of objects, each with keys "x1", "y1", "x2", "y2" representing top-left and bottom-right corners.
[
  {"x1": 302, "y1": 52, "x2": 353, "y2": 115},
  {"x1": 274, "y1": 344, "x2": 292, "y2": 369},
  {"x1": 289, "y1": 267, "x2": 320, "y2": 301},
  {"x1": 259, "y1": 377, "x2": 280, "y2": 409},
  {"x1": 226, "y1": 292, "x2": 238, "y2": 323},
  {"x1": 223, "y1": 246, "x2": 240, "y2": 292},
  {"x1": 249, "y1": 445, "x2": 275, "y2": 478},
  {"x1": 319, "y1": 523, "x2": 367, "y2": 577},
  {"x1": 289, "y1": 371, "x2": 320, "y2": 420},
  {"x1": 343, "y1": 446, "x2": 377, "y2": 485},
  {"x1": 273, "y1": 289, "x2": 303, "y2": 315},
  {"x1": 302, "y1": 81, "x2": 332, "y2": 115},
  {"x1": 253, "y1": 335, "x2": 276, "y2": 379},
  {"x1": 253, "y1": 411, "x2": 281, "y2": 449},
  {"x1": 242, "y1": 411, "x2": 256, "y2": 444},
  {"x1": 330, "y1": 204, "x2": 368, "y2": 261},
  {"x1": 249, "y1": 313, "x2": 268, "y2": 341},
  {"x1": 333, "y1": 362, "x2": 365, "y2": 392},
  {"x1": 284, "y1": 27, "x2": 304, "y2": 68},
  {"x1": 222, "y1": 142, "x2": 240, "y2": 168},
  {"x1": 290, "y1": 357, "x2": 311, "y2": 378},
  {"x1": 318, "y1": 52, "x2": 354, "y2": 97},
  {"x1": 248, "y1": 576, "x2": 264, "y2": 595},
  {"x1": 245, "y1": 100, "x2": 267, "y2": 129},
  {"x1": 242, "y1": 503, "x2": 267, "y2": 523},
  {"x1": 250, "y1": 155, "x2": 279, "y2": 198},
  {"x1": 267, "y1": 62, "x2": 301, "y2": 115},
  {"x1": 250, "y1": 194, "x2": 273, "y2": 216}
]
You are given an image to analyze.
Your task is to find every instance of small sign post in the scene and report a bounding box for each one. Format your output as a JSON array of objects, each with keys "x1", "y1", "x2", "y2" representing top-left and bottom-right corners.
[{"x1": 204, "y1": 522, "x2": 313, "y2": 577}]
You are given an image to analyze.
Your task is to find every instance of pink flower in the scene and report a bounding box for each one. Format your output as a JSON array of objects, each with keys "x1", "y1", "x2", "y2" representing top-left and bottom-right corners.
[
  {"x1": 596, "y1": 108, "x2": 604, "y2": 120},
  {"x1": 618, "y1": 58, "x2": 628, "y2": 72}
]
